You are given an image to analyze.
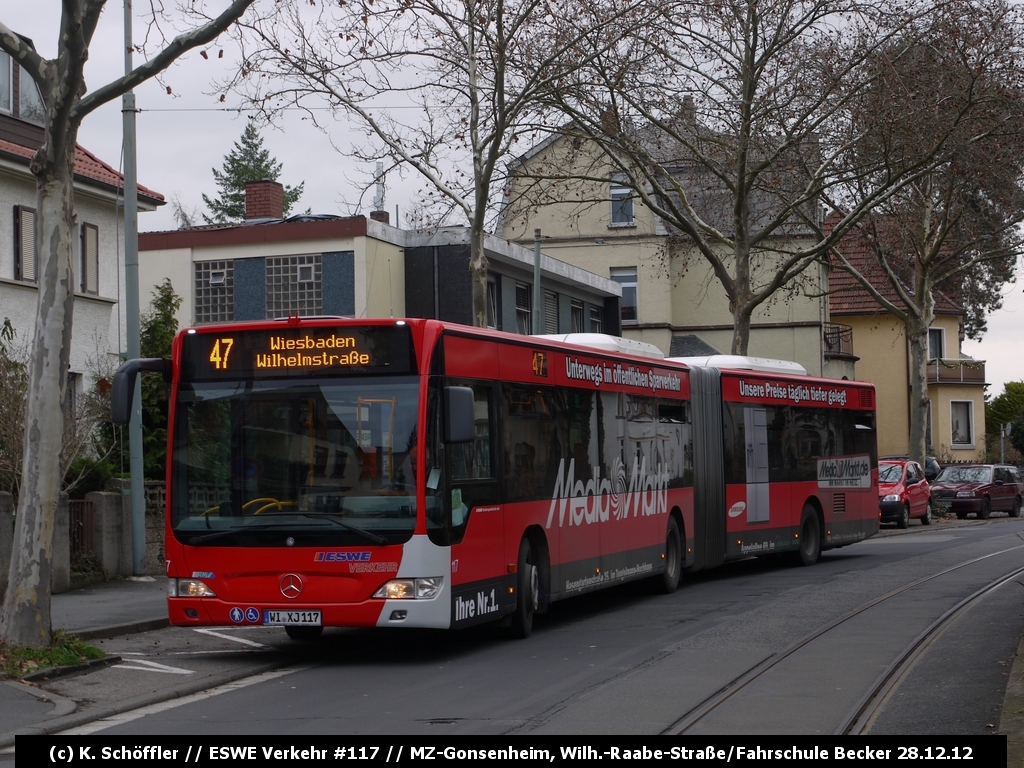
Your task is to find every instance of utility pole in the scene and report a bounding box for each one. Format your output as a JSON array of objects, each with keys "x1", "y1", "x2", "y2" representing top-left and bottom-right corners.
[
  {"x1": 124, "y1": 0, "x2": 145, "y2": 575},
  {"x1": 533, "y1": 229, "x2": 542, "y2": 335},
  {"x1": 1002, "y1": 422, "x2": 1012, "y2": 464}
]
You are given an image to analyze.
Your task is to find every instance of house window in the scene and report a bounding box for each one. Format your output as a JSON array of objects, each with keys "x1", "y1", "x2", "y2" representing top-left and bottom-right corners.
[
  {"x1": 610, "y1": 182, "x2": 634, "y2": 227},
  {"x1": 486, "y1": 279, "x2": 499, "y2": 329},
  {"x1": 950, "y1": 401, "x2": 973, "y2": 446},
  {"x1": 928, "y1": 328, "x2": 945, "y2": 360},
  {"x1": 590, "y1": 306, "x2": 603, "y2": 333},
  {"x1": 570, "y1": 299, "x2": 584, "y2": 333},
  {"x1": 18, "y1": 66, "x2": 44, "y2": 125},
  {"x1": 544, "y1": 290, "x2": 558, "y2": 334},
  {"x1": 0, "y1": 54, "x2": 10, "y2": 114},
  {"x1": 195, "y1": 260, "x2": 235, "y2": 324},
  {"x1": 515, "y1": 282, "x2": 532, "y2": 335},
  {"x1": 266, "y1": 254, "x2": 322, "y2": 319},
  {"x1": 14, "y1": 205, "x2": 35, "y2": 282},
  {"x1": 610, "y1": 267, "x2": 638, "y2": 323},
  {"x1": 80, "y1": 223, "x2": 98, "y2": 295}
]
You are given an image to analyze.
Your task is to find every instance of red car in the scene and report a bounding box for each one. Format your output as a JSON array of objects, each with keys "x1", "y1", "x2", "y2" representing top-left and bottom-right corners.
[
  {"x1": 929, "y1": 464, "x2": 1024, "y2": 519},
  {"x1": 878, "y1": 459, "x2": 932, "y2": 528}
]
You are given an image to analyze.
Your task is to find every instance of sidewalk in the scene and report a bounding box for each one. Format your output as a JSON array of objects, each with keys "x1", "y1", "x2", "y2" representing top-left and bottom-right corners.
[{"x1": 1, "y1": 578, "x2": 168, "y2": 747}]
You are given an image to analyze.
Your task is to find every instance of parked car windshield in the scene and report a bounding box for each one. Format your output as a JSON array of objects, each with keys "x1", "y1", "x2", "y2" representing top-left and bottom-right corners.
[
  {"x1": 935, "y1": 466, "x2": 992, "y2": 484},
  {"x1": 878, "y1": 463, "x2": 904, "y2": 484}
]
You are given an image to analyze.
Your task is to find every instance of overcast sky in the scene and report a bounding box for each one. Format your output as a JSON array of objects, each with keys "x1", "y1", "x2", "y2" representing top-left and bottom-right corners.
[{"x1": 5, "y1": 3, "x2": 1023, "y2": 399}]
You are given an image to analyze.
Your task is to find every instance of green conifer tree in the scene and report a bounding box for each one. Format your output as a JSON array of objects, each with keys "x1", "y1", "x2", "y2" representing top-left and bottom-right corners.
[{"x1": 202, "y1": 124, "x2": 304, "y2": 223}]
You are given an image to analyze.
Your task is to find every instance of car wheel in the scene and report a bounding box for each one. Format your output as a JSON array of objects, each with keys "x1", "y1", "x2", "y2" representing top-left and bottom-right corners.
[
  {"x1": 921, "y1": 502, "x2": 932, "y2": 525},
  {"x1": 897, "y1": 504, "x2": 909, "y2": 529},
  {"x1": 979, "y1": 496, "x2": 992, "y2": 520},
  {"x1": 1012, "y1": 496, "x2": 1022, "y2": 518}
]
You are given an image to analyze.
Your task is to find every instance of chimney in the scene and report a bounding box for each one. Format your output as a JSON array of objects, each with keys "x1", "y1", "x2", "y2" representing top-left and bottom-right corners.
[
  {"x1": 245, "y1": 180, "x2": 284, "y2": 220},
  {"x1": 369, "y1": 210, "x2": 390, "y2": 224}
]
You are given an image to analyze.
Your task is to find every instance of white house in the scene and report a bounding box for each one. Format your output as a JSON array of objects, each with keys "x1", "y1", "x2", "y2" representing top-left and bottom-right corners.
[{"x1": 0, "y1": 49, "x2": 164, "y2": 403}]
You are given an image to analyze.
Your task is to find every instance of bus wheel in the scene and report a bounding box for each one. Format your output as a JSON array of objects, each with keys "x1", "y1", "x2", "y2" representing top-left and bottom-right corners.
[
  {"x1": 656, "y1": 517, "x2": 682, "y2": 594},
  {"x1": 285, "y1": 625, "x2": 323, "y2": 642},
  {"x1": 510, "y1": 538, "x2": 539, "y2": 639},
  {"x1": 796, "y1": 506, "x2": 821, "y2": 566}
]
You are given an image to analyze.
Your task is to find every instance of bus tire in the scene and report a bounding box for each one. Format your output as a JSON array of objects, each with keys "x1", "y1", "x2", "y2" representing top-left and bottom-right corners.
[
  {"x1": 795, "y1": 506, "x2": 821, "y2": 566},
  {"x1": 510, "y1": 537, "x2": 539, "y2": 639},
  {"x1": 285, "y1": 625, "x2": 323, "y2": 642},
  {"x1": 656, "y1": 517, "x2": 683, "y2": 594}
]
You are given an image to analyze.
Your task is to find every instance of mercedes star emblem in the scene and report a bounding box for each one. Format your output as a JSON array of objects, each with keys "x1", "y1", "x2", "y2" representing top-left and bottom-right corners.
[{"x1": 279, "y1": 573, "x2": 303, "y2": 599}]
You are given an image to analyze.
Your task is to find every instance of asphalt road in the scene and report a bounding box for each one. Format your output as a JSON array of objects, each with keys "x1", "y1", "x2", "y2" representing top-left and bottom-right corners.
[{"x1": 47, "y1": 514, "x2": 1024, "y2": 737}]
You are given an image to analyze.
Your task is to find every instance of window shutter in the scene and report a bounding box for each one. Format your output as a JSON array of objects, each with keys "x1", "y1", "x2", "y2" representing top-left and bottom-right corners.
[
  {"x1": 15, "y1": 205, "x2": 36, "y2": 282},
  {"x1": 81, "y1": 223, "x2": 99, "y2": 294},
  {"x1": 544, "y1": 291, "x2": 558, "y2": 334}
]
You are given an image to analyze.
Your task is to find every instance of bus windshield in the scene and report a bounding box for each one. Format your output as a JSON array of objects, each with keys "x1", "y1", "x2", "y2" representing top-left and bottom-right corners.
[{"x1": 171, "y1": 376, "x2": 423, "y2": 546}]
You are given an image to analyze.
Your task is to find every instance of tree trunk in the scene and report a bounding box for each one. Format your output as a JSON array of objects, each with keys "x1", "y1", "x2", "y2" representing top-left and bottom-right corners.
[
  {"x1": 0, "y1": 156, "x2": 76, "y2": 647},
  {"x1": 468, "y1": 224, "x2": 489, "y2": 328},
  {"x1": 906, "y1": 314, "x2": 932, "y2": 469}
]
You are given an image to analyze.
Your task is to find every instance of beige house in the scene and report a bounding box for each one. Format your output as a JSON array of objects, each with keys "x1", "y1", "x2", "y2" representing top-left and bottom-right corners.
[
  {"x1": 500, "y1": 134, "x2": 834, "y2": 376},
  {"x1": 829, "y1": 236, "x2": 986, "y2": 462}
]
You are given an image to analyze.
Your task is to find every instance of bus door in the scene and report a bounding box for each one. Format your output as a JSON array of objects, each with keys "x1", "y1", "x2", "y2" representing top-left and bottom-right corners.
[{"x1": 744, "y1": 407, "x2": 770, "y2": 524}]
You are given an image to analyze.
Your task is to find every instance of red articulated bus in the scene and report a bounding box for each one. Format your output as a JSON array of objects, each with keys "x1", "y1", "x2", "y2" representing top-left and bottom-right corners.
[{"x1": 112, "y1": 318, "x2": 878, "y2": 639}]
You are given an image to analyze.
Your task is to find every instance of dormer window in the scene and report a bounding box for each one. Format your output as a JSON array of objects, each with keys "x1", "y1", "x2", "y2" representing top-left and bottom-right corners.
[{"x1": 0, "y1": 52, "x2": 45, "y2": 125}]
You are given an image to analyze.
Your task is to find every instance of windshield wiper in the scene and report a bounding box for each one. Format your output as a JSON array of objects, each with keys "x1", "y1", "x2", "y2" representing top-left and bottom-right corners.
[
  {"x1": 188, "y1": 523, "x2": 294, "y2": 546},
  {"x1": 255, "y1": 511, "x2": 388, "y2": 545},
  {"x1": 187, "y1": 513, "x2": 388, "y2": 546}
]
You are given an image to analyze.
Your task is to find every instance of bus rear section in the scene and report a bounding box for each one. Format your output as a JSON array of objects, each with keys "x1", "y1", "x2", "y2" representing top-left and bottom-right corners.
[{"x1": 713, "y1": 369, "x2": 879, "y2": 565}]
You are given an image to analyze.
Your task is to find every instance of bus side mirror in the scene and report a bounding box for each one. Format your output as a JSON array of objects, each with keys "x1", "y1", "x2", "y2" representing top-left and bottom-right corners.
[
  {"x1": 444, "y1": 386, "x2": 475, "y2": 443},
  {"x1": 111, "y1": 358, "x2": 170, "y2": 424}
]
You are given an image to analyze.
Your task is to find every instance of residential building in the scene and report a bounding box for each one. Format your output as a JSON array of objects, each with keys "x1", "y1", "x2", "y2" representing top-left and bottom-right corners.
[
  {"x1": 829, "y1": 229, "x2": 987, "y2": 462},
  {"x1": 137, "y1": 182, "x2": 620, "y2": 334},
  {"x1": 0, "y1": 49, "x2": 164, "y2": 399},
  {"x1": 499, "y1": 131, "x2": 834, "y2": 376}
]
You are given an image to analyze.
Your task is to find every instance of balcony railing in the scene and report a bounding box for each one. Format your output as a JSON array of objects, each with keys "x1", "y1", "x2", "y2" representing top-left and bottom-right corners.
[
  {"x1": 823, "y1": 322, "x2": 855, "y2": 357},
  {"x1": 926, "y1": 358, "x2": 986, "y2": 384}
]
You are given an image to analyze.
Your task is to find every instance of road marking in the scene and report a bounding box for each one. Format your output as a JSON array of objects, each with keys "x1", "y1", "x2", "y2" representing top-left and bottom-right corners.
[
  {"x1": 192, "y1": 627, "x2": 267, "y2": 647},
  {"x1": 57, "y1": 666, "x2": 307, "y2": 734},
  {"x1": 113, "y1": 659, "x2": 195, "y2": 675}
]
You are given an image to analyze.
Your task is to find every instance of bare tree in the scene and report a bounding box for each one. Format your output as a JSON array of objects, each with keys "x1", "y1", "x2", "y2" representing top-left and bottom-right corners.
[
  {"x1": 228, "y1": 0, "x2": 651, "y2": 326},
  {"x1": 828, "y1": 0, "x2": 1024, "y2": 469},
  {"x1": 515, "y1": 0, "x2": 973, "y2": 355},
  {"x1": 0, "y1": 0, "x2": 256, "y2": 648}
]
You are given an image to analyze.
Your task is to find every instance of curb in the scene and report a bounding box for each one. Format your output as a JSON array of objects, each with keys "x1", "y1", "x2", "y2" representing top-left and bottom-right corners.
[
  {"x1": 0, "y1": 658, "x2": 290, "y2": 748},
  {"x1": 23, "y1": 656, "x2": 122, "y2": 684},
  {"x1": 1002, "y1": 629, "x2": 1024, "y2": 768},
  {"x1": 68, "y1": 617, "x2": 170, "y2": 642}
]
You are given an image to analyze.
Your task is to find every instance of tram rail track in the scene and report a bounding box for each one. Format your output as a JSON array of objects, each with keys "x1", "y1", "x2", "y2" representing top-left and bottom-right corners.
[{"x1": 663, "y1": 542, "x2": 1024, "y2": 735}]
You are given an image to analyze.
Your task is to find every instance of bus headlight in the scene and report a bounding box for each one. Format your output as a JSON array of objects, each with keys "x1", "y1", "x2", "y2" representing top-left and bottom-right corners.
[
  {"x1": 373, "y1": 578, "x2": 443, "y2": 600},
  {"x1": 170, "y1": 579, "x2": 217, "y2": 598}
]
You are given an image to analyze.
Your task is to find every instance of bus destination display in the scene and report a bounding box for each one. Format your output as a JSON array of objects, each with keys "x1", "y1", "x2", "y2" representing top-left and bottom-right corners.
[{"x1": 180, "y1": 325, "x2": 415, "y2": 380}]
